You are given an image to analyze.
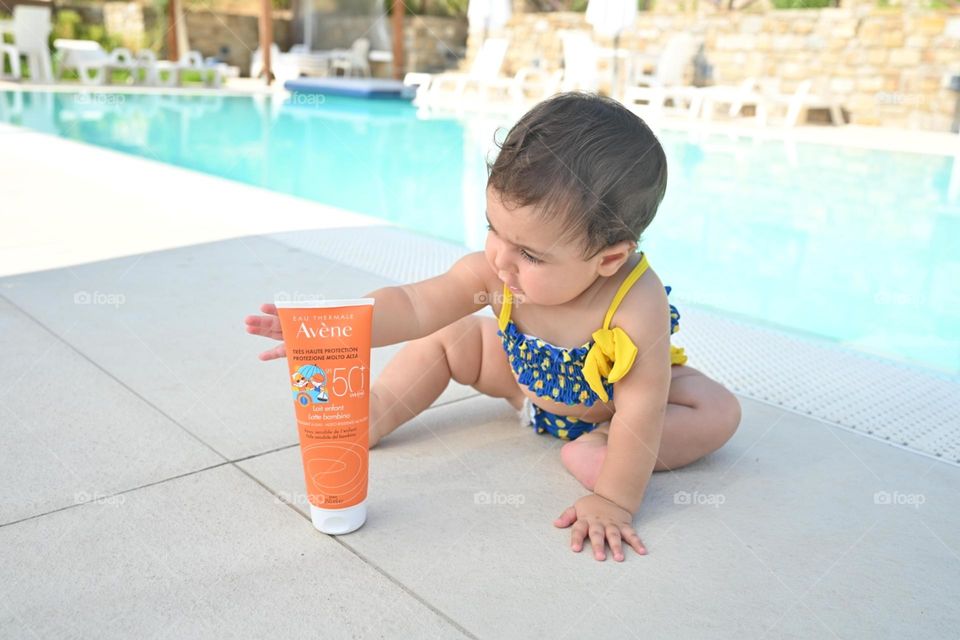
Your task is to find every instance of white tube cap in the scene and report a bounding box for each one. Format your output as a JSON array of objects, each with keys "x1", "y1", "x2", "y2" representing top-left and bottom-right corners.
[{"x1": 310, "y1": 501, "x2": 366, "y2": 535}]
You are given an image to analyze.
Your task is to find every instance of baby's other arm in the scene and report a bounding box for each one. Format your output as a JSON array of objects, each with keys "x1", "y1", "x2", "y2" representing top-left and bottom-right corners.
[
  {"x1": 592, "y1": 278, "x2": 673, "y2": 516},
  {"x1": 365, "y1": 251, "x2": 494, "y2": 348}
]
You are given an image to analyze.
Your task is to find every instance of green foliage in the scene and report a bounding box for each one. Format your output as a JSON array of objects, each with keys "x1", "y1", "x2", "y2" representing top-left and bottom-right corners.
[
  {"x1": 51, "y1": 9, "x2": 123, "y2": 50},
  {"x1": 385, "y1": 0, "x2": 469, "y2": 16},
  {"x1": 0, "y1": 11, "x2": 9, "y2": 46},
  {"x1": 770, "y1": 0, "x2": 834, "y2": 7}
]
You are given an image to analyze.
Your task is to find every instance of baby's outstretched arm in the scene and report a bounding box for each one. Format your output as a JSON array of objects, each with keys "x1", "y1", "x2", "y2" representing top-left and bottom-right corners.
[
  {"x1": 244, "y1": 252, "x2": 493, "y2": 360},
  {"x1": 243, "y1": 284, "x2": 420, "y2": 361}
]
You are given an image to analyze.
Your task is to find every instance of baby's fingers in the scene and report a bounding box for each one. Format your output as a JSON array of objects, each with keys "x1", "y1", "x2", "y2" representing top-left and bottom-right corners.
[
  {"x1": 588, "y1": 523, "x2": 607, "y2": 561},
  {"x1": 621, "y1": 526, "x2": 647, "y2": 556},
  {"x1": 570, "y1": 519, "x2": 589, "y2": 553},
  {"x1": 245, "y1": 306, "x2": 283, "y2": 340},
  {"x1": 258, "y1": 344, "x2": 287, "y2": 361},
  {"x1": 553, "y1": 506, "x2": 577, "y2": 529},
  {"x1": 606, "y1": 525, "x2": 625, "y2": 562}
]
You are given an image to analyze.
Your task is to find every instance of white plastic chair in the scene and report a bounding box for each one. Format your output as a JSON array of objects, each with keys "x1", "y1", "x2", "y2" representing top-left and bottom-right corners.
[
  {"x1": 403, "y1": 72, "x2": 433, "y2": 103},
  {"x1": 164, "y1": 50, "x2": 224, "y2": 88},
  {"x1": 330, "y1": 38, "x2": 371, "y2": 78},
  {"x1": 689, "y1": 76, "x2": 772, "y2": 121},
  {"x1": 762, "y1": 78, "x2": 845, "y2": 127},
  {"x1": 250, "y1": 43, "x2": 281, "y2": 80},
  {"x1": 54, "y1": 39, "x2": 136, "y2": 85},
  {"x1": 558, "y1": 30, "x2": 599, "y2": 93},
  {"x1": 12, "y1": 6, "x2": 53, "y2": 82},
  {"x1": 623, "y1": 33, "x2": 703, "y2": 115},
  {"x1": 1, "y1": 42, "x2": 21, "y2": 80},
  {"x1": 425, "y1": 37, "x2": 510, "y2": 104},
  {"x1": 251, "y1": 44, "x2": 304, "y2": 83},
  {"x1": 134, "y1": 49, "x2": 158, "y2": 85}
]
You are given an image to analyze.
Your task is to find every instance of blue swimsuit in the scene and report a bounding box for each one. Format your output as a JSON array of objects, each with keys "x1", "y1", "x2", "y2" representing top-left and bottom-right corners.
[{"x1": 497, "y1": 252, "x2": 687, "y2": 441}]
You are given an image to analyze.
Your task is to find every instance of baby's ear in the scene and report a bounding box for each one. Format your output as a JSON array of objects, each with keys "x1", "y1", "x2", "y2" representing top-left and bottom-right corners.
[{"x1": 596, "y1": 242, "x2": 635, "y2": 275}]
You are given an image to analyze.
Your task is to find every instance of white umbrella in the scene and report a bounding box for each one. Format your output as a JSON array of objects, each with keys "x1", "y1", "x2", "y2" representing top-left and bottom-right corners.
[
  {"x1": 586, "y1": 0, "x2": 637, "y2": 98},
  {"x1": 468, "y1": 0, "x2": 511, "y2": 42}
]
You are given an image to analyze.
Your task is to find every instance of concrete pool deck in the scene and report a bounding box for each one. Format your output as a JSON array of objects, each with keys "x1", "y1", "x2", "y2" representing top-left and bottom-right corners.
[{"x1": 1, "y1": 119, "x2": 959, "y2": 638}]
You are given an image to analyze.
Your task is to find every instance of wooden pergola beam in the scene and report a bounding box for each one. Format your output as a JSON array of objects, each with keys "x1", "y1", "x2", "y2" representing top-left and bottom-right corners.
[
  {"x1": 391, "y1": 0, "x2": 403, "y2": 80},
  {"x1": 260, "y1": 0, "x2": 273, "y2": 85},
  {"x1": 166, "y1": 0, "x2": 178, "y2": 62}
]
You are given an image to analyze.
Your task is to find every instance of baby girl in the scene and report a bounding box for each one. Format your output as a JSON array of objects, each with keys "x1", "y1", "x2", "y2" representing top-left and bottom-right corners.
[{"x1": 246, "y1": 92, "x2": 741, "y2": 562}]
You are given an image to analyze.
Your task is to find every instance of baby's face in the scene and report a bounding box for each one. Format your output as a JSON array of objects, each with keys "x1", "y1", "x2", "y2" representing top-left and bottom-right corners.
[{"x1": 483, "y1": 187, "x2": 629, "y2": 306}]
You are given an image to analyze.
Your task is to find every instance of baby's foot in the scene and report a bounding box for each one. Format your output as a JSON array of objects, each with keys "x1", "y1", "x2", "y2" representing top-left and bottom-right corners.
[{"x1": 559, "y1": 430, "x2": 609, "y2": 491}]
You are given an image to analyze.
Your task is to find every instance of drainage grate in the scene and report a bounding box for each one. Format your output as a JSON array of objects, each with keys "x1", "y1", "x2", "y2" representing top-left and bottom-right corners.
[
  {"x1": 267, "y1": 226, "x2": 469, "y2": 284},
  {"x1": 672, "y1": 304, "x2": 960, "y2": 464}
]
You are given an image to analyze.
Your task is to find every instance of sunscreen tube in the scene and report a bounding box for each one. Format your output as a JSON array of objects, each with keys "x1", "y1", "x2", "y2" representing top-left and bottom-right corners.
[{"x1": 274, "y1": 298, "x2": 374, "y2": 535}]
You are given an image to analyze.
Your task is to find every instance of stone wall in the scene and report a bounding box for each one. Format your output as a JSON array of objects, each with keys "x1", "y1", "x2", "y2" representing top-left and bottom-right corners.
[
  {"x1": 405, "y1": 15, "x2": 469, "y2": 73},
  {"x1": 185, "y1": 10, "x2": 293, "y2": 74},
  {"x1": 469, "y1": 7, "x2": 960, "y2": 130},
  {"x1": 54, "y1": 3, "x2": 465, "y2": 77},
  {"x1": 303, "y1": 14, "x2": 467, "y2": 72}
]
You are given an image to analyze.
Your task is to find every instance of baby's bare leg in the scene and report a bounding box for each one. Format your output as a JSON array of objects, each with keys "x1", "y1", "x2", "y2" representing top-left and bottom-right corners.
[
  {"x1": 370, "y1": 315, "x2": 524, "y2": 446},
  {"x1": 559, "y1": 366, "x2": 742, "y2": 490}
]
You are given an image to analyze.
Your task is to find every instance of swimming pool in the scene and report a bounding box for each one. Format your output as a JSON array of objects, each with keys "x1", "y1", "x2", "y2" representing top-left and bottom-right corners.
[{"x1": 2, "y1": 89, "x2": 957, "y2": 376}]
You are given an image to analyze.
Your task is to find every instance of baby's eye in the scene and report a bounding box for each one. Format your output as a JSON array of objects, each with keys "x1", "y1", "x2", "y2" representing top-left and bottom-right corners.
[{"x1": 520, "y1": 249, "x2": 543, "y2": 264}]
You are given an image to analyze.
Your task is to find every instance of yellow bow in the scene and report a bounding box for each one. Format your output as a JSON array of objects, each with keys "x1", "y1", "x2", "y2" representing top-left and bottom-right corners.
[{"x1": 582, "y1": 326, "x2": 639, "y2": 403}]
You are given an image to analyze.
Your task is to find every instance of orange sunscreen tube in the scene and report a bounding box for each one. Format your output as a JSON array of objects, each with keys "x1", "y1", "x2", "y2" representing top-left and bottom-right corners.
[{"x1": 274, "y1": 298, "x2": 374, "y2": 535}]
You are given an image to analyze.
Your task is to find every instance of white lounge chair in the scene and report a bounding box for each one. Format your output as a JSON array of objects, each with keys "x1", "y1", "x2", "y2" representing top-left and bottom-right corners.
[
  {"x1": 133, "y1": 49, "x2": 161, "y2": 85},
  {"x1": 155, "y1": 50, "x2": 224, "y2": 88},
  {"x1": 622, "y1": 33, "x2": 703, "y2": 116},
  {"x1": 688, "y1": 77, "x2": 775, "y2": 121},
  {"x1": 558, "y1": 30, "x2": 599, "y2": 93},
  {"x1": 0, "y1": 42, "x2": 21, "y2": 80},
  {"x1": 408, "y1": 65, "x2": 561, "y2": 112},
  {"x1": 180, "y1": 51, "x2": 225, "y2": 88},
  {"x1": 54, "y1": 39, "x2": 136, "y2": 85},
  {"x1": 423, "y1": 37, "x2": 511, "y2": 105},
  {"x1": 330, "y1": 38, "x2": 371, "y2": 78},
  {"x1": 250, "y1": 44, "x2": 310, "y2": 83},
  {"x1": 763, "y1": 78, "x2": 846, "y2": 127},
  {"x1": 8, "y1": 6, "x2": 53, "y2": 82}
]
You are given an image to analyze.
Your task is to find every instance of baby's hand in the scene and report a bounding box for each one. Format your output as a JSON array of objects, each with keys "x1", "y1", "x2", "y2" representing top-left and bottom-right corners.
[
  {"x1": 244, "y1": 303, "x2": 287, "y2": 361},
  {"x1": 554, "y1": 493, "x2": 647, "y2": 561}
]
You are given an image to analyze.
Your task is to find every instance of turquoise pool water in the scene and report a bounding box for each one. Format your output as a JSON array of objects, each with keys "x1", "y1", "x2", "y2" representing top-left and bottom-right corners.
[{"x1": 2, "y1": 89, "x2": 958, "y2": 375}]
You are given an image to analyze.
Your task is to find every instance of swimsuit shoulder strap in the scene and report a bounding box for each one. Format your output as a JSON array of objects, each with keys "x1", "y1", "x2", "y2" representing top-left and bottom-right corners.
[
  {"x1": 602, "y1": 252, "x2": 649, "y2": 330},
  {"x1": 497, "y1": 282, "x2": 513, "y2": 332}
]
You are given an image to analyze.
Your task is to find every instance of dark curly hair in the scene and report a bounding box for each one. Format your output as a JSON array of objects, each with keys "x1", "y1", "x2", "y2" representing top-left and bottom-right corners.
[{"x1": 487, "y1": 92, "x2": 668, "y2": 261}]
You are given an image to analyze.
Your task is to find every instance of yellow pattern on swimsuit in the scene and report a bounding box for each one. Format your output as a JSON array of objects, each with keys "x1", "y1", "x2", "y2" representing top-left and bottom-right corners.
[{"x1": 497, "y1": 252, "x2": 688, "y2": 405}]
